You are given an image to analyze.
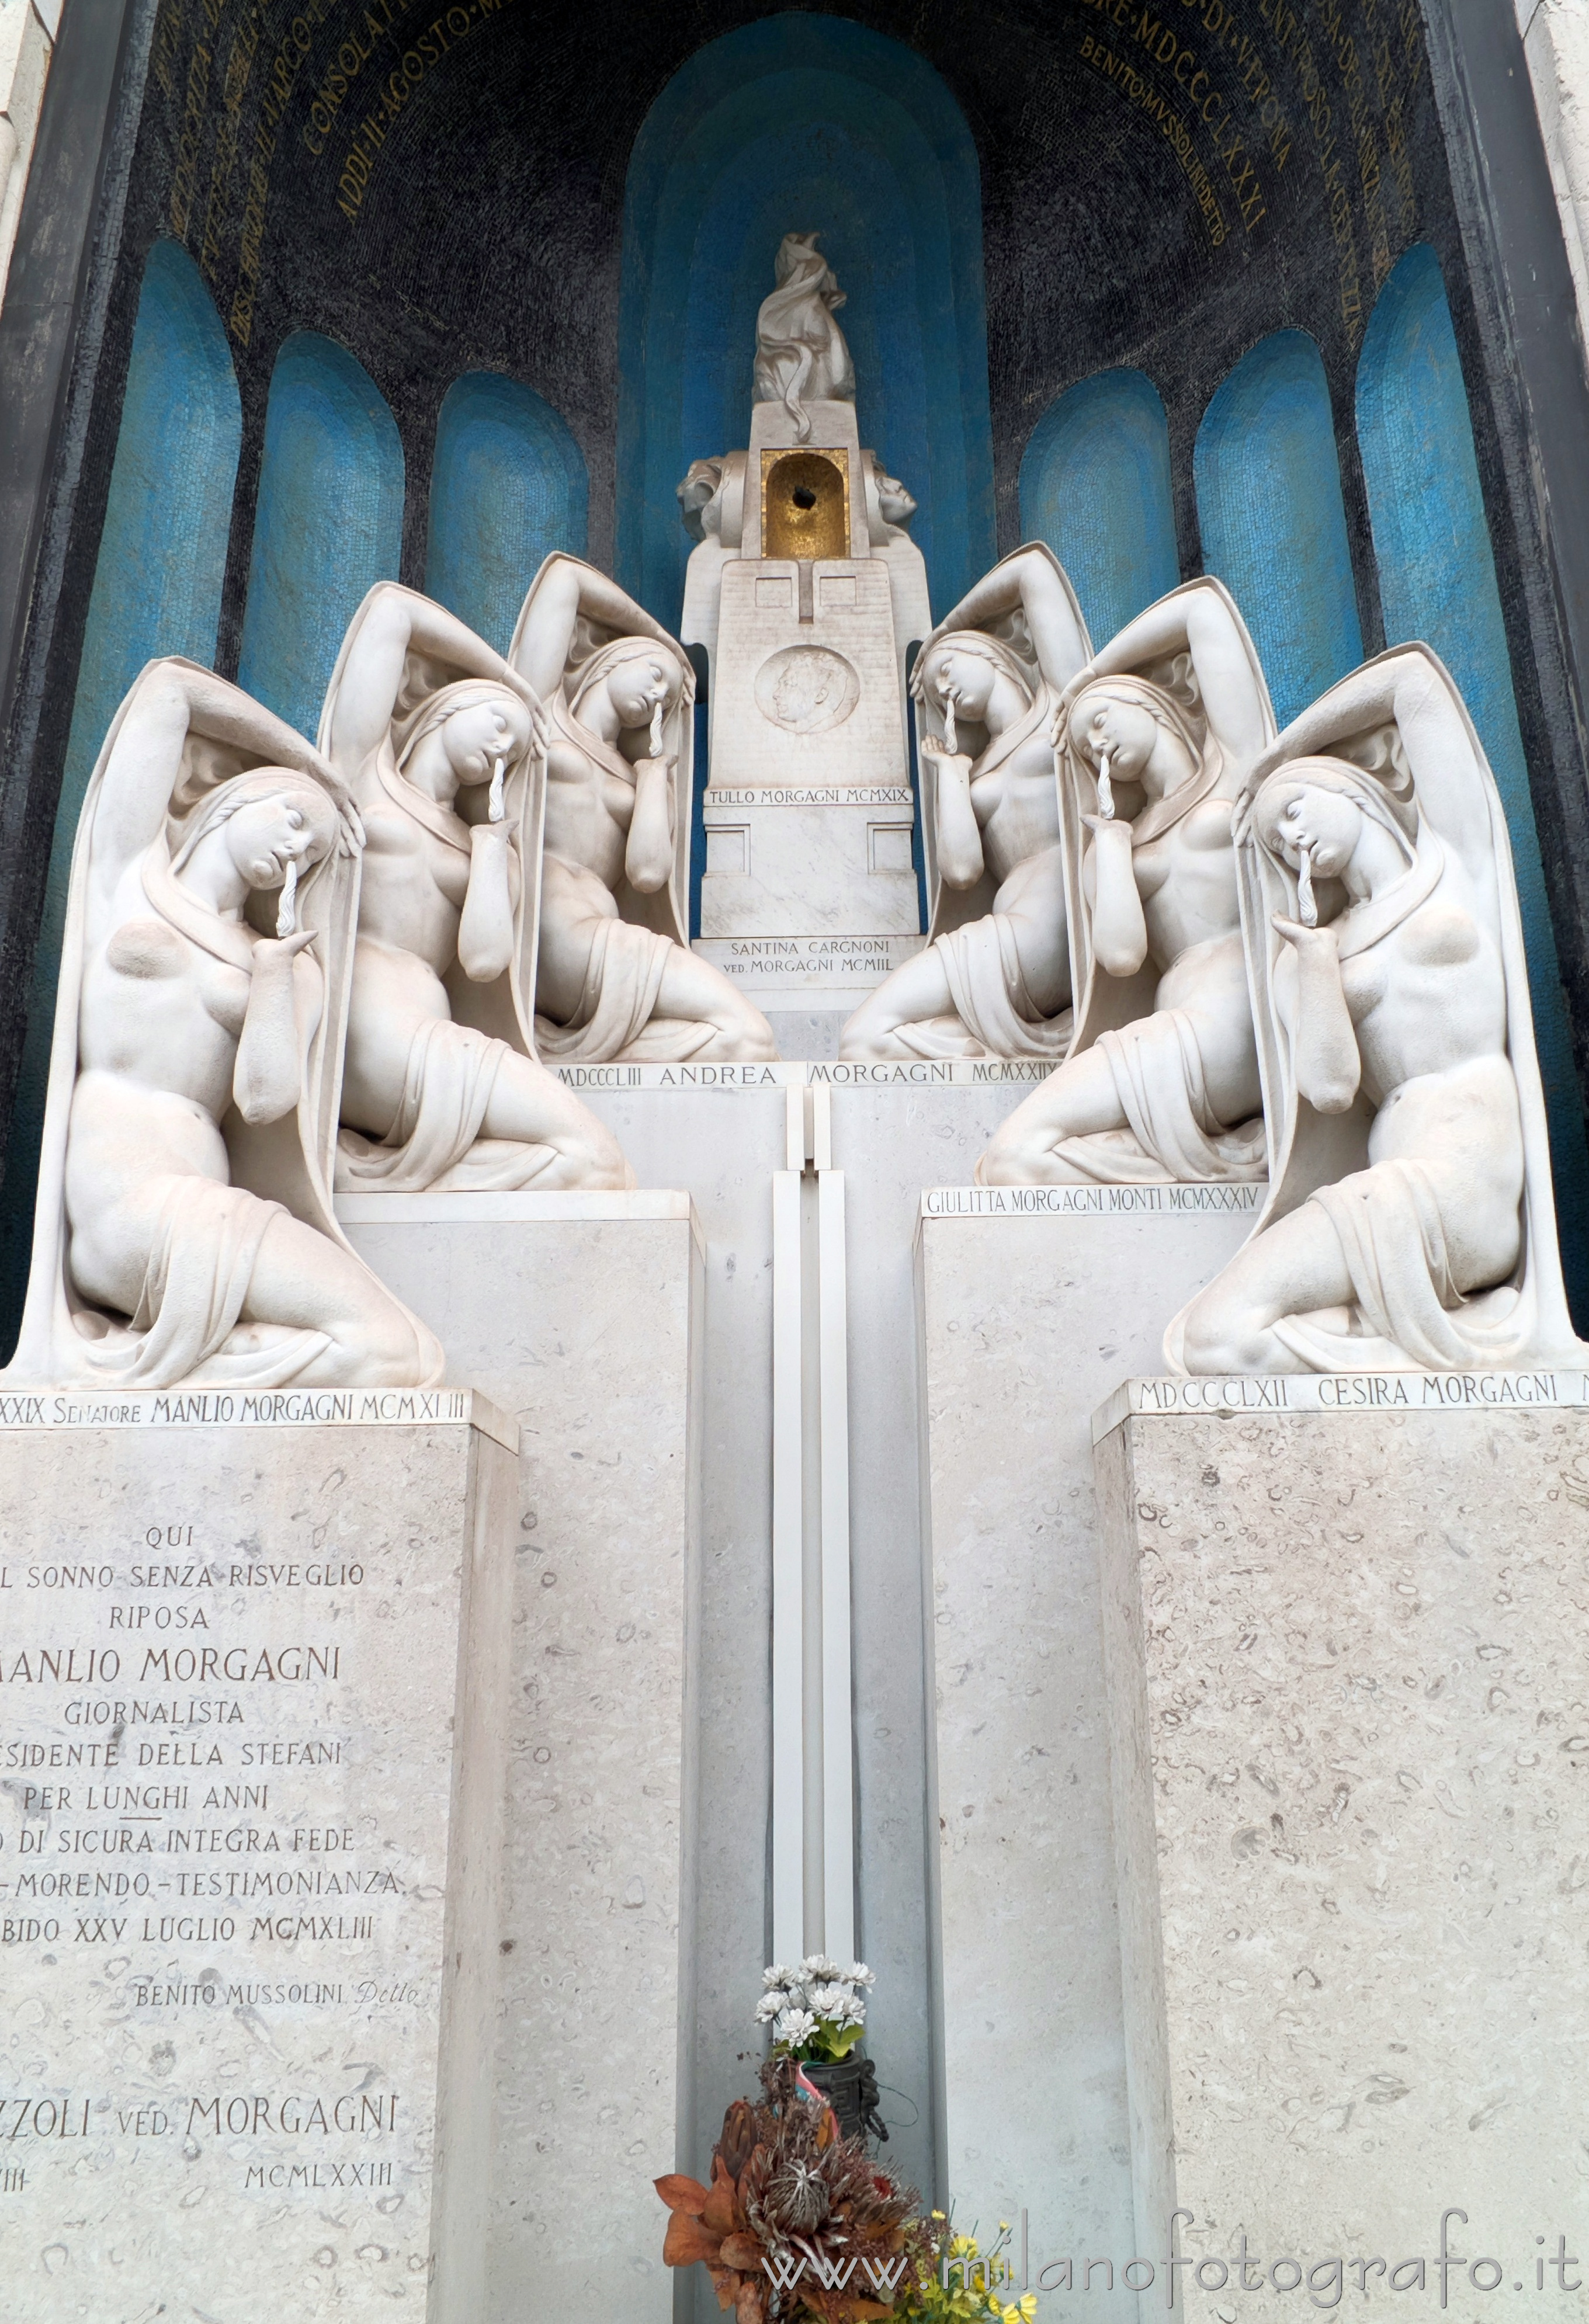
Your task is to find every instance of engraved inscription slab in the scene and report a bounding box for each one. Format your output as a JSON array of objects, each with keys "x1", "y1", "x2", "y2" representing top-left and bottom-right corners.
[{"x1": 0, "y1": 1398, "x2": 515, "y2": 2320}]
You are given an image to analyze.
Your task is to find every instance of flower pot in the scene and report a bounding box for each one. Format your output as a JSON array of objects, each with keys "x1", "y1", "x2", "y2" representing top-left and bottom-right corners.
[{"x1": 800, "y1": 2054, "x2": 887, "y2": 2143}]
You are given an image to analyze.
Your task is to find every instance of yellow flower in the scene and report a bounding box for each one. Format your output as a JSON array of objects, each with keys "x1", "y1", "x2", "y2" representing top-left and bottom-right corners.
[{"x1": 997, "y1": 2299, "x2": 1038, "y2": 2323}]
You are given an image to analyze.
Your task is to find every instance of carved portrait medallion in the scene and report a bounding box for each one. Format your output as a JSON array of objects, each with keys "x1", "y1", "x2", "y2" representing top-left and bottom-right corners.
[{"x1": 754, "y1": 644, "x2": 861, "y2": 735}]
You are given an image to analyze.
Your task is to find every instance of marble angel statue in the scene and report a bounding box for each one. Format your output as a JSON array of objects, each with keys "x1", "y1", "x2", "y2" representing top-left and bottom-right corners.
[
  {"x1": 839, "y1": 543, "x2": 1090, "y2": 1061},
  {"x1": 978, "y1": 577, "x2": 1273, "y2": 1180},
  {"x1": 3, "y1": 658, "x2": 441, "y2": 1388},
  {"x1": 320, "y1": 583, "x2": 632, "y2": 1189},
  {"x1": 752, "y1": 230, "x2": 855, "y2": 440},
  {"x1": 508, "y1": 553, "x2": 776, "y2": 1062},
  {"x1": 1171, "y1": 644, "x2": 1584, "y2": 1373}
]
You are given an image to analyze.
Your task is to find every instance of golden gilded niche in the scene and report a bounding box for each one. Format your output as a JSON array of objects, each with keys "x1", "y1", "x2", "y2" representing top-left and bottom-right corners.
[{"x1": 761, "y1": 449, "x2": 849, "y2": 560}]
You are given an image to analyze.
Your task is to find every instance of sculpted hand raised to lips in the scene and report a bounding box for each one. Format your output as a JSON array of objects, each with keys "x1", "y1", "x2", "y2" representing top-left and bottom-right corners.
[
  {"x1": 978, "y1": 576, "x2": 1275, "y2": 1187},
  {"x1": 840, "y1": 543, "x2": 1090, "y2": 1063},
  {"x1": 508, "y1": 552, "x2": 776, "y2": 1064},
  {"x1": 1166, "y1": 663, "x2": 1577, "y2": 1379},
  {"x1": 319, "y1": 582, "x2": 634, "y2": 1192},
  {"x1": 2, "y1": 658, "x2": 445, "y2": 1390}
]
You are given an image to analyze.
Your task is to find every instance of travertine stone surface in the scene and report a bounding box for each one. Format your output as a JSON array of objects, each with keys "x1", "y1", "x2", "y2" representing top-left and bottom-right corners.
[
  {"x1": 336, "y1": 1197, "x2": 702, "y2": 2321},
  {"x1": 915, "y1": 1196, "x2": 1257, "y2": 2304},
  {"x1": 0, "y1": 1392, "x2": 515, "y2": 2323},
  {"x1": 1095, "y1": 1398, "x2": 1589, "y2": 2306}
]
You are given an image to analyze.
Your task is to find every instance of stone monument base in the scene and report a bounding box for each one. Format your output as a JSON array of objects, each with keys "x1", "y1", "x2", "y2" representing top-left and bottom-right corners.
[
  {"x1": 699, "y1": 789, "x2": 921, "y2": 940},
  {"x1": 0, "y1": 1390, "x2": 516, "y2": 2324},
  {"x1": 336, "y1": 1190, "x2": 702, "y2": 2321},
  {"x1": 914, "y1": 1187, "x2": 1260, "y2": 2293},
  {"x1": 1094, "y1": 1379, "x2": 1589, "y2": 2310}
]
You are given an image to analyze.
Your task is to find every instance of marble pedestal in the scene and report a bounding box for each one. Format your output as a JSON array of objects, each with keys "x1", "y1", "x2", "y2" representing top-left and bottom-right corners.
[
  {"x1": 1094, "y1": 1382, "x2": 1589, "y2": 2310},
  {"x1": 336, "y1": 1192, "x2": 702, "y2": 2322},
  {"x1": 0, "y1": 1390, "x2": 516, "y2": 2323},
  {"x1": 699, "y1": 787, "x2": 921, "y2": 940},
  {"x1": 692, "y1": 932, "x2": 927, "y2": 1062},
  {"x1": 915, "y1": 1190, "x2": 1260, "y2": 2302}
]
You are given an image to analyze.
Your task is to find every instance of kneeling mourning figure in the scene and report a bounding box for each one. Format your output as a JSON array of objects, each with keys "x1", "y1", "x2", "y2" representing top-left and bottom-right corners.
[
  {"x1": 940, "y1": 567, "x2": 1582, "y2": 1374},
  {"x1": 321, "y1": 578, "x2": 634, "y2": 1190},
  {"x1": 8, "y1": 502, "x2": 1581, "y2": 1390},
  {"x1": 1168, "y1": 644, "x2": 1583, "y2": 1374},
  {"x1": 4, "y1": 546, "x2": 793, "y2": 1391},
  {"x1": 5, "y1": 659, "x2": 443, "y2": 1388},
  {"x1": 977, "y1": 575, "x2": 1273, "y2": 1176}
]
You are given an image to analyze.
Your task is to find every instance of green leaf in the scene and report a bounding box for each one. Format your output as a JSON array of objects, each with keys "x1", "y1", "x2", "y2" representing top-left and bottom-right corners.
[{"x1": 817, "y1": 2019, "x2": 865, "y2": 2059}]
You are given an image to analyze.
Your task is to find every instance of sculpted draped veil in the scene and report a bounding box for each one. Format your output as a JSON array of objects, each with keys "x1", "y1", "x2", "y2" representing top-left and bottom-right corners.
[
  {"x1": 752, "y1": 230, "x2": 856, "y2": 437},
  {"x1": 1169, "y1": 642, "x2": 1581, "y2": 1370},
  {"x1": 1059, "y1": 577, "x2": 1274, "y2": 1061},
  {"x1": 6, "y1": 657, "x2": 393, "y2": 1385},
  {"x1": 508, "y1": 551, "x2": 695, "y2": 969},
  {"x1": 914, "y1": 540, "x2": 1091, "y2": 947},
  {"x1": 318, "y1": 590, "x2": 546, "y2": 1065}
]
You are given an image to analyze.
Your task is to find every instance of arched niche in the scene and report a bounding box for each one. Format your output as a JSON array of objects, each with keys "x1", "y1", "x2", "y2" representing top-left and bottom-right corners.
[
  {"x1": 3, "y1": 236, "x2": 241, "y2": 1333},
  {"x1": 426, "y1": 371, "x2": 589, "y2": 657},
  {"x1": 237, "y1": 332, "x2": 404, "y2": 739},
  {"x1": 1194, "y1": 329, "x2": 1363, "y2": 728},
  {"x1": 1019, "y1": 367, "x2": 1178, "y2": 649},
  {"x1": 616, "y1": 11, "x2": 993, "y2": 633},
  {"x1": 1357, "y1": 241, "x2": 1589, "y2": 1299}
]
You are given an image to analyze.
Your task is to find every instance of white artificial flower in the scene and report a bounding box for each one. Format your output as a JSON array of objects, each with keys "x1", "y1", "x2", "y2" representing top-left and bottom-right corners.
[
  {"x1": 809, "y1": 1982, "x2": 854, "y2": 2019},
  {"x1": 801, "y1": 1954, "x2": 841, "y2": 1979},
  {"x1": 836, "y1": 1993, "x2": 866, "y2": 2027},
  {"x1": 775, "y1": 2006, "x2": 818, "y2": 2048},
  {"x1": 755, "y1": 1991, "x2": 785, "y2": 2024},
  {"x1": 845, "y1": 1962, "x2": 876, "y2": 1988},
  {"x1": 762, "y1": 1964, "x2": 794, "y2": 1990}
]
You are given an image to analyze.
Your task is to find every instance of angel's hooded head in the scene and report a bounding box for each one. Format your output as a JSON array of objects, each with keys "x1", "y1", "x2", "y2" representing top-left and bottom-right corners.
[
  {"x1": 568, "y1": 637, "x2": 689, "y2": 751},
  {"x1": 168, "y1": 767, "x2": 341, "y2": 894},
  {"x1": 1253, "y1": 755, "x2": 1420, "y2": 881},
  {"x1": 393, "y1": 680, "x2": 533, "y2": 791}
]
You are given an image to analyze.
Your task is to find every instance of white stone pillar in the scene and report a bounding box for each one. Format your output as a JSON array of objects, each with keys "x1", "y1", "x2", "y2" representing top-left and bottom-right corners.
[
  {"x1": 1095, "y1": 1379, "x2": 1589, "y2": 2309},
  {"x1": 915, "y1": 1187, "x2": 1257, "y2": 2282},
  {"x1": 0, "y1": 0, "x2": 58, "y2": 310},
  {"x1": 1518, "y1": 0, "x2": 1589, "y2": 369},
  {"x1": 336, "y1": 1190, "x2": 702, "y2": 2321}
]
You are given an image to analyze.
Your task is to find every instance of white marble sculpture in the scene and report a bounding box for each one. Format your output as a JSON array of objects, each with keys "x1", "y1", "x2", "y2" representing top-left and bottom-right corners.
[
  {"x1": 4, "y1": 658, "x2": 442, "y2": 1387},
  {"x1": 320, "y1": 583, "x2": 633, "y2": 1187},
  {"x1": 839, "y1": 544, "x2": 1089, "y2": 1059},
  {"x1": 977, "y1": 578, "x2": 1274, "y2": 1176},
  {"x1": 508, "y1": 553, "x2": 776, "y2": 1061},
  {"x1": 1171, "y1": 644, "x2": 1585, "y2": 1372},
  {"x1": 753, "y1": 231, "x2": 856, "y2": 440}
]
